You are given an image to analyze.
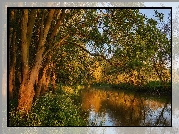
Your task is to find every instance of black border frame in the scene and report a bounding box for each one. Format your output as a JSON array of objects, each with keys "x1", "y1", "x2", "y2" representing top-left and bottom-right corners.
[{"x1": 7, "y1": 6, "x2": 172, "y2": 127}]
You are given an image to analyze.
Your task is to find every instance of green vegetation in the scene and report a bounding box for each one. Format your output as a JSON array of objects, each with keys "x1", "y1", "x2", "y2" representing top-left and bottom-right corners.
[
  {"x1": 9, "y1": 85, "x2": 87, "y2": 126},
  {"x1": 92, "y1": 80, "x2": 171, "y2": 95},
  {"x1": 8, "y1": 8, "x2": 171, "y2": 126}
]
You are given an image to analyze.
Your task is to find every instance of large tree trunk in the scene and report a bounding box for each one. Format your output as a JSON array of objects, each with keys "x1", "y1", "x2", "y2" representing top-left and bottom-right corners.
[
  {"x1": 9, "y1": 10, "x2": 16, "y2": 100},
  {"x1": 17, "y1": 9, "x2": 32, "y2": 113},
  {"x1": 40, "y1": 68, "x2": 51, "y2": 96},
  {"x1": 9, "y1": 30, "x2": 16, "y2": 99},
  {"x1": 17, "y1": 9, "x2": 55, "y2": 114},
  {"x1": 9, "y1": 67, "x2": 15, "y2": 99},
  {"x1": 51, "y1": 71, "x2": 56, "y2": 93},
  {"x1": 34, "y1": 64, "x2": 50, "y2": 99}
]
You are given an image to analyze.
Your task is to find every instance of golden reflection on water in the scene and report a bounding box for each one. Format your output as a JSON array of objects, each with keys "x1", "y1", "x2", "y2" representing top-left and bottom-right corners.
[{"x1": 80, "y1": 88, "x2": 171, "y2": 126}]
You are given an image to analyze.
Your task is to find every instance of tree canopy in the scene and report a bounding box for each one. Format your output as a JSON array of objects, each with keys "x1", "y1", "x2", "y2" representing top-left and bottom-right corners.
[{"x1": 8, "y1": 8, "x2": 171, "y2": 114}]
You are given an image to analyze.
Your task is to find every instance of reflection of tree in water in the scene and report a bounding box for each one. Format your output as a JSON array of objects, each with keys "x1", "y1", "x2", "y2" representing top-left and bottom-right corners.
[
  {"x1": 143, "y1": 98, "x2": 171, "y2": 126},
  {"x1": 104, "y1": 92, "x2": 171, "y2": 126},
  {"x1": 102, "y1": 92, "x2": 144, "y2": 126},
  {"x1": 80, "y1": 88, "x2": 171, "y2": 126}
]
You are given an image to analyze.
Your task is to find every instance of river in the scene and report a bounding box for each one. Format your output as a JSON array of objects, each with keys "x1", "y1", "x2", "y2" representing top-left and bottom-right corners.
[{"x1": 79, "y1": 87, "x2": 171, "y2": 126}]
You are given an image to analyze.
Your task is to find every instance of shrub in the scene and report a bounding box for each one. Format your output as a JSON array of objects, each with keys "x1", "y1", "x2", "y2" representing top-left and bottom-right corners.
[{"x1": 9, "y1": 91, "x2": 87, "y2": 126}]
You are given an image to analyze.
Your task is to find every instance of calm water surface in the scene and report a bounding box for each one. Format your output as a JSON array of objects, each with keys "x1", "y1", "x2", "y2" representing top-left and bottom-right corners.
[{"x1": 79, "y1": 87, "x2": 171, "y2": 126}]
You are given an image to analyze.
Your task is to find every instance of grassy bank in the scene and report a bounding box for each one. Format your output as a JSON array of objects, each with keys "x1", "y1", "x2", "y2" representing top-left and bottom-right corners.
[
  {"x1": 91, "y1": 81, "x2": 171, "y2": 96},
  {"x1": 9, "y1": 85, "x2": 87, "y2": 126}
]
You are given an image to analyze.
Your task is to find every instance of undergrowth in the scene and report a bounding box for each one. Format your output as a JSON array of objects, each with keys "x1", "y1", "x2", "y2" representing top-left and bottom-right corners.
[{"x1": 9, "y1": 86, "x2": 87, "y2": 126}]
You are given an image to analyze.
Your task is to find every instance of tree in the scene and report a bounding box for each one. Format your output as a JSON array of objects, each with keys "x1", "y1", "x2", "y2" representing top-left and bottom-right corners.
[{"x1": 8, "y1": 8, "x2": 171, "y2": 114}]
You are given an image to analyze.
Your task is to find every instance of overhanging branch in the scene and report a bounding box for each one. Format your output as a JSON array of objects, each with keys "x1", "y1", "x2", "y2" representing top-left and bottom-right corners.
[
  {"x1": 74, "y1": 42, "x2": 118, "y2": 66},
  {"x1": 43, "y1": 34, "x2": 70, "y2": 59}
]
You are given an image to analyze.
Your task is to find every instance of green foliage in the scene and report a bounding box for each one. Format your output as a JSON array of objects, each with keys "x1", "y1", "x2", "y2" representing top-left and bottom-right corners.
[
  {"x1": 9, "y1": 9, "x2": 171, "y2": 123},
  {"x1": 9, "y1": 90, "x2": 87, "y2": 126}
]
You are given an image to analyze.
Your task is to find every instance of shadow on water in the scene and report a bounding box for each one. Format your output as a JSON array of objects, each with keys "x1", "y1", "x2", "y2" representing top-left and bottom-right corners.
[{"x1": 79, "y1": 87, "x2": 171, "y2": 126}]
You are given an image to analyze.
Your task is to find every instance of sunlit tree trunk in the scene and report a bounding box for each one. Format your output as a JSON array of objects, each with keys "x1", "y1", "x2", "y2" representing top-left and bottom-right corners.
[
  {"x1": 34, "y1": 64, "x2": 50, "y2": 99},
  {"x1": 51, "y1": 69, "x2": 57, "y2": 93},
  {"x1": 49, "y1": 62, "x2": 57, "y2": 93},
  {"x1": 40, "y1": 69, "x2": 51, "y2": 96},
  {"x1": 9, "y1": 10, "x2": 15, "y2": 99},
  {"x1": 17, "y1": 9, "x2": 55, "y2": 114},
  {"x1": 9, "y1": 30, "x2": 16, "y2": 99}
]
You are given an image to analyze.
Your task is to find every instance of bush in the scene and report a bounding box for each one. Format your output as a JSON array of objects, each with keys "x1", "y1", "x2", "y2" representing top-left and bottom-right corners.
[{"x1": 9, "y1": 91, "x2": 87, "y2": 126}]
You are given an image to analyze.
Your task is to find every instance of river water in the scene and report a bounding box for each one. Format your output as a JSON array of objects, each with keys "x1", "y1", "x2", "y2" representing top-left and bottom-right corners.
[{"x1": 79, "y1": 87, "x2": 171, "y2": 126}]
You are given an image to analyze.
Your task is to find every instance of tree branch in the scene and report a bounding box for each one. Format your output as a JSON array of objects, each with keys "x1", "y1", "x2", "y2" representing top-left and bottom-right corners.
[
  {"x1": 27, "y1": 9, "x2": 37, "y2": 47},
  {"x1": 50, "y1": 9, "x2": 65, "y2": 40},
  {"x1": 43, "y1": 34, "x2": 70, "y2": 59},
  {"x1": 21, "y1": 9, "x2": 29, "y2": 69},
  {"x1": 74, "y1": 42, "x2": 116, "y2": 66},
  {"x1": 40, "y1": 9, "x2": 55, "y2": 47}
]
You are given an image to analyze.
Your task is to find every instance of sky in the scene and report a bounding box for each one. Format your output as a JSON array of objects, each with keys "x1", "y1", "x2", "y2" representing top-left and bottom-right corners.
[
  {"x1": 139, "y1": 9, "x2": 171, "y2": 23},
  {"x1": 143, "y1": 2, "x2": 179, "y2": 69},
  {"x1": 139, "y1": 9, "x2": 171, "y2": 68},
  {"x1": 139, "y1": 9, "x2": 171, "y2": 40},
  {"x1": 144, "y1": 2, "x2": 179, "y2": 69}
]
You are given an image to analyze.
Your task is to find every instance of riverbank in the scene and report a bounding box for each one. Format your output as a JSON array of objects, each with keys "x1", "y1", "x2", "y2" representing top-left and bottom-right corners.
[
  {"x1": 91, "y1": 81, "x2": 171, "y2": 96},
  {"x1": 8, "y1": 85, "x2": 88, "y2": 126},
  {"x1": 8, "y1": 81, "x2": 171, "y2": 126}
]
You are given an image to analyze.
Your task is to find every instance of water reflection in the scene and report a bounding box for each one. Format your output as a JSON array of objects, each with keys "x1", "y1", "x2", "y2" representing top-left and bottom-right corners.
[{"x1": 80, "y1": 88, "x2": 171, "y2": 126}]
